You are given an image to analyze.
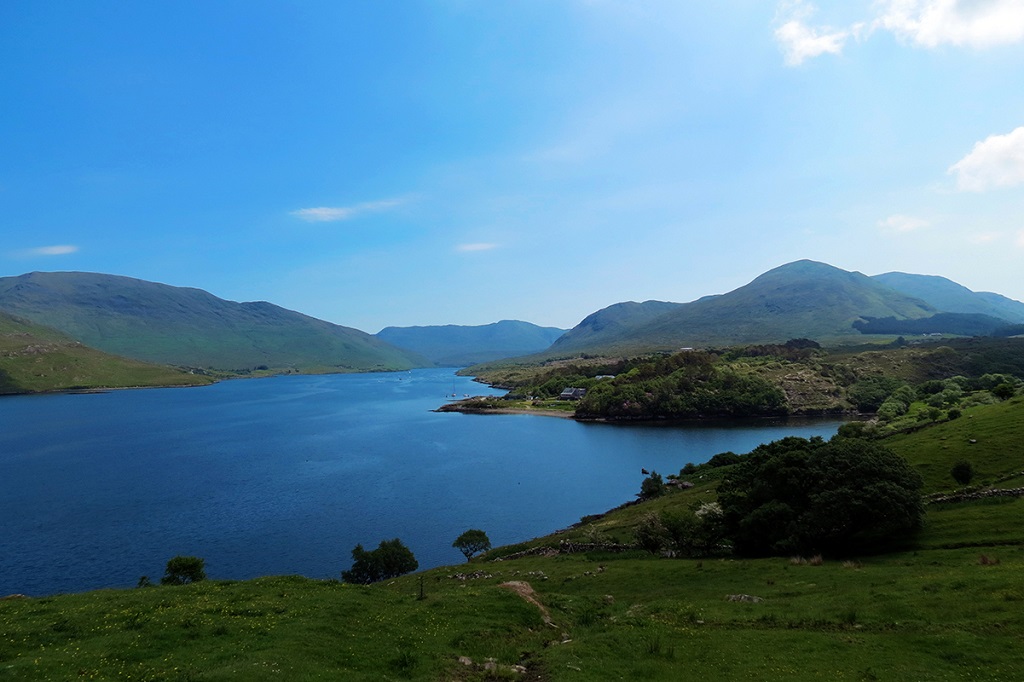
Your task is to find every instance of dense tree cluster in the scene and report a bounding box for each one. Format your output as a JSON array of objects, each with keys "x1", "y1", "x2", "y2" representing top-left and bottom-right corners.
[
  {"x1": 342, "y1": 539, "x2": 418, "y2": 584},
  {"x1": 574, "y1": 351, "x2": 787, "y2": 420},
  {"x1": 717, "y1": 437, "x2": 924, "y2": 557}
]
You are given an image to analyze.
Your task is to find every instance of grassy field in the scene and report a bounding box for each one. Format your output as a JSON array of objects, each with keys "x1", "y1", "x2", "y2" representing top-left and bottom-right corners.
[{"x1": 2, "y1": 398, "x2": 1021, "y2": 680}]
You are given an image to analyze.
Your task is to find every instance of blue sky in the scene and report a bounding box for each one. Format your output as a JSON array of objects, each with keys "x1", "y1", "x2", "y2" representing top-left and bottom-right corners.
[{"x1": 3, "y1": 1, "x2": 1024, "y2": 333}]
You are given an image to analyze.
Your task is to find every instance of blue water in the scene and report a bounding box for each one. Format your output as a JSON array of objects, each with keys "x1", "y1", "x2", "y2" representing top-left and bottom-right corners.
[{"x1": 0, "y1": 368, "x2": 844, "y2": 596}]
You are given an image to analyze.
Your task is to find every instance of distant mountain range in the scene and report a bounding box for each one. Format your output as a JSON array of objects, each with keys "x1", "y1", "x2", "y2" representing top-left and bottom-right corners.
[
  {"x1": 2, "y1": 262, "x2": 1022, "y2": 389},
  {"x1": 376, "y1": 321, "x2": 566, "y2": 366},
  {"x1": 0, "y1": 272, "x2": 427, "y2": 372},
  {"x1": 536, "y1": 260, "x2": 1024, "y2": 358}
]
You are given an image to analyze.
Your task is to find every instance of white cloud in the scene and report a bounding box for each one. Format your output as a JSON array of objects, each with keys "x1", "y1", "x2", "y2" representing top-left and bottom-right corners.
[
  {"x1": 1017, "y1": 230, "x2": 1024, "y2": 247},
  {"x1": 22, "y1": 245, "x2": 79, "y2": 256},
  {"x1": 456, "y1": 243, "x2": 500, "y2": 253},
  {"x1": 290, "y1": 198, "x2": 405, "y2": 223},
  {"x1": 774, "y1": 2, "x2": 851, "y2": 65},
  {"x1": 948, "y1": 126, "x2": 1024, "y2": 191},
  {"x1": 876, "y1": 0, "x2": 1024, "y2": 48},
  {"x1": 878, "y1": 214, "x2": 930, "y2": 232},
  {"x1": 775, "y1": 0, "x2": 1024, "y2": 65}
]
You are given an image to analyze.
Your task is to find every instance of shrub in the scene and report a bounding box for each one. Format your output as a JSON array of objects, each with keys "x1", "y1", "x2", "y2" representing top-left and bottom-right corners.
[
  {"x1": 950, "y1": 459, "x2": 974, "y2": 486},
  {"x1": 160, "y1": 556, "x2": 206, "y2": 585}
]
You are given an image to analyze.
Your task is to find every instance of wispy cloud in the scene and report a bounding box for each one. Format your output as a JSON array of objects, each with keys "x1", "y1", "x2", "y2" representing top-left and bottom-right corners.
[
  {"x1": 1017, "y1": 230, "x2": 1024, "y2": 248},
  {"x1": 18, "y1": 244, "x2": 80, "y2": 257},
  {"x1": 878, "y1": 214, "x2": 930, "y2": 232},
  {"x1": 290, "y1": 198, "x2": 406, "y2": 223},
  {"x1": 456, "y1": 243, "x2": 500, "y2": 253},
  {"x1": 775, "y1": 0, "x2": 1024, "y2": 65},
  {"x1": 948, "y1": 126, "x2": 1024, "y2": 191},
  {"x1": 774, "y1": 2, "x2": 854, "y2": 66},
  {"x1": 968, "y1": 231, "x2": 1002, "y2": 244}
]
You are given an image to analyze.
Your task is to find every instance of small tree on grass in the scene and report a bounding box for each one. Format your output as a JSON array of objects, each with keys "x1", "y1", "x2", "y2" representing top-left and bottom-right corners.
[
  {"x1": 950, "y1": 459, "x2": 974, "y2": 486},
  {"x1": 452, "y1": 529, "x2": 491, "y2": 561},
  {"x1": 160, "y1": 555, "x2": 206, "y2": 585},
  {"x1": 342, "y1": 538, "x2": 418, "y2": 584},
  {"x1": 638, "y1": 471, "x2": 665, "y2": 500}
]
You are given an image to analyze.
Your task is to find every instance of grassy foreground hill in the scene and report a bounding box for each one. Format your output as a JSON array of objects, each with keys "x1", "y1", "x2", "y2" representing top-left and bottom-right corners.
[
  {"x1": 0, "y1": 272, "x2": 427, "y2": 372},
  {"x1": 0, "y1": 311, "x2": 211, "y2": 394},
  {"x1": 2, "y1": 397, "x2": 1022, "y2": 680}
]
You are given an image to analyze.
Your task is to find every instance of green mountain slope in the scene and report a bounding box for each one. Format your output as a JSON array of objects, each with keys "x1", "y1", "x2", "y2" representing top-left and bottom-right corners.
[
  {"x1": 550, "y1": 260, "x2": 935, "y2": 355},
  {"x1": 0, "y1": 272, "x2": 427, "y2": 372},
  {"x1": 0, "y1": 311, "x2": 210, "y2": 393},
  {"x1": 873, "y1": 271, "x2": 1024, "y2": 323},
  {"x1": 376, "y1": 320, "x2": 567, "y2": 366}
]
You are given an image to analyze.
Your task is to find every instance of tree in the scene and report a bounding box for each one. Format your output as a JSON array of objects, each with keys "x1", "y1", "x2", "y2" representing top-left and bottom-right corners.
[
  {"x1": 638, "y1": 471, "x2": 665, "y2": 500},
  {"x1": 160, "y1": 555, "x2": 206, "y2": 585},
  {"x1": 717, "y1": 437, "x2": 923, "y2": 557},
  {"x1": 993, "y1": 383, "x2": 1016, "y2": 400},
  {"x1": 342, "y1": 538, "x2": 418, "y2": 584},
  {"x1": 452, "y1": 529, "x2": 491, "y2": 561}
]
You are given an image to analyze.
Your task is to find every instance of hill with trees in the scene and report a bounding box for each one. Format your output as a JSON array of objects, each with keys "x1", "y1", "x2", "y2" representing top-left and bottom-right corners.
[{"x1": 0, "y1": 272, "x2": 428, "y2": 373}]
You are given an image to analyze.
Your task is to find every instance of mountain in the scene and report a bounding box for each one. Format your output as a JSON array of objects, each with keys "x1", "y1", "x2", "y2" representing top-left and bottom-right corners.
[
  {"x1": 549, "y1": 260, "x2": 936, "y2": 355},
  {"x1": 0, "y1": 272, "x2": 428, "y2": 372},
  {"x1": 872, "y1": 272, "x2": 1024, "y2": 323},
  {"x1": 375, "y1": 320, "x2": 567, "y2": 366},
  {"x1": 0, "y1": 310, "x2": 210, "y2": 394}
]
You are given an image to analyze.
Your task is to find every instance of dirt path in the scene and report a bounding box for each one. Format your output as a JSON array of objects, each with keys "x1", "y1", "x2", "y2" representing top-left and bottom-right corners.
[{"x1": 498, "y1": 581, "x2": 555, "y2": 626}]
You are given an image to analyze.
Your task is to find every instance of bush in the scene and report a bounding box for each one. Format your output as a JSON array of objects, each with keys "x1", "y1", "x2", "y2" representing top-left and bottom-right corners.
[
  {"x1": 160, "y1": 556, "x2": 206, "y2": 585},
  {"x1": 950, "y1": 459, "x2": 974, "y2": 486},
  {"x1": 342, "y1": 539, "x2": 418, "y2": 584},
  {"x1": 717, "y1": 436, "x2": 923, "y2": 557}
]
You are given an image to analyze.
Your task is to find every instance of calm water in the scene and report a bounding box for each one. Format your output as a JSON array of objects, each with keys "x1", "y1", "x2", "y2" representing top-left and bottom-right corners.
[{"x1": 0, "y1": 369, "x2": 844, "y2": 596}]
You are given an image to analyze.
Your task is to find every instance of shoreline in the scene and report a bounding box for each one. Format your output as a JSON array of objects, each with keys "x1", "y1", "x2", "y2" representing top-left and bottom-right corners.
[{"x1": 434, "y1": 401, "x2": 576, "y2": 419}]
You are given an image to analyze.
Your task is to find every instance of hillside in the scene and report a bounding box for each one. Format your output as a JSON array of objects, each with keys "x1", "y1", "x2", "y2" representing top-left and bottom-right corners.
[
  {"x1": 375, "y1": 320, "x2": 566, "y2": 366},
  {"x1": 0, "y1": 311, "x2": 210, "y2": 394},
  {"x1": 2, "y1": 396, "x2": 1021, "y2": 679},
  {"x1": 548, "y1": 260, "x2": 936, "y2": 356},
  {"x1": 874, "y1": 272, "x2": 1024, "y2": 323},
  {"x1": 0, "y1": 272, "x2": 428, "y2": 372}
]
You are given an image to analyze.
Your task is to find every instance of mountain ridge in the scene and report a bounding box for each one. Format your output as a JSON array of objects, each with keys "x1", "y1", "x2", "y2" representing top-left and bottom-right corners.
[
  {"x1": 376, "y1": 320, "x2": 566, "y2": 367},
  {"x1": 548, "y1": 260, "x2": 938, "y2": 356},
  {"x1": 0, "y1": 272, "x2": 428, "y2": 372}
]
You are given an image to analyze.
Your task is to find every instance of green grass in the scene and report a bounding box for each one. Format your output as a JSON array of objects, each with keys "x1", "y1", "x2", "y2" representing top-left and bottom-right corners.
[{"x1": 3, "y1": 398, "x2": 1024, "y2": 679}]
